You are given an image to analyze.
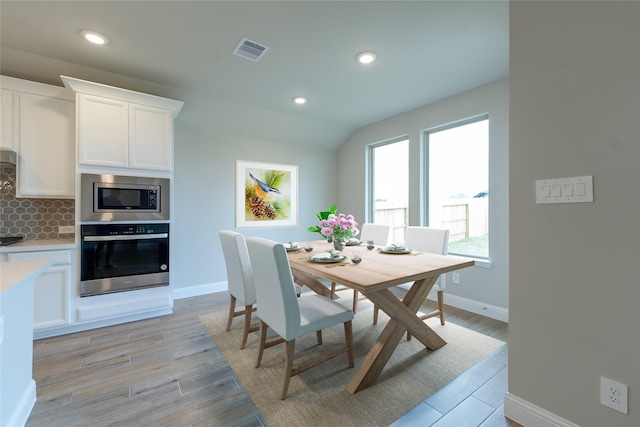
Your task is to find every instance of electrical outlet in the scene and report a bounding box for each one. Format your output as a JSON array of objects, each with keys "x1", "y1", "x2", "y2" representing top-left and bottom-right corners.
[
  {"x1": 600, "y1": 376, "x2": 628, "y2": 414},
  {"x1": 58, "y1": 225, "x2": 75, "y2": 234},
  {"x1": 452, "y1": 273, "x2": 460, "y2": 284}
]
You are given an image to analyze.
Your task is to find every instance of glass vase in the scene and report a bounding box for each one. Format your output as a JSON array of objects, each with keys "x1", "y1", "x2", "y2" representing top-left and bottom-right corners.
[{"x1": 333, "y1": 238, "x2": 346, "y2": 252}]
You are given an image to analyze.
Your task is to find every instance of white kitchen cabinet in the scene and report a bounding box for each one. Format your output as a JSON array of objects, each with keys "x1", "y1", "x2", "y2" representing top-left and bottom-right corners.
[
  {"x1": 1, "y1": 76, "x2": 75, "y2": 198},
  {"x1": 77, "y1": 94, "x2": 129, "y2": 168},
  {"x1": 1, "y1": 88, "x2": 18, "y2": 151},
  {"x1": 62, "y1": 76, "x2": 183, "y2": 173},
  {"x1": 77, "y1": 94, "x2": 173, "y2": 171},
  {"x1": 16, "y1": 92, "x2": 75, "y2": 198},
  {"x1": 7, "y1": 249, "x2": 74, "y2": 331},
  {"x1": 129, "y1": 103, "x2": 172, "y2": 170}
]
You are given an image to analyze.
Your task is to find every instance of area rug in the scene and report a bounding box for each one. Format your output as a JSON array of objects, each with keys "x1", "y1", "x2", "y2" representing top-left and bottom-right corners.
[{"x1": 200, "y1": 299, "x2": 504, "y2": 427}]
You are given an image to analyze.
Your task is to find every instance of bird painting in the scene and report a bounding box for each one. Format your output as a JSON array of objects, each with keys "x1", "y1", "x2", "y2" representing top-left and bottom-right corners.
[
  {"x1": 237, "y1": 161, "x2": 297, "y2": 226},
  {"x1": 245, "y1": 170, "x2": 286, "y2": 220},
  {"x1": 250, "y1": 172, "x2": 281, "y2": 200}
]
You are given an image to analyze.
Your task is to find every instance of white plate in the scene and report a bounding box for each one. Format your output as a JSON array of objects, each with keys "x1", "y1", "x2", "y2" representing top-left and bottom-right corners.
[
  {"x1": 380, "y1": 247, "x2": 411, "y2": 254},
  {"x1": 283, "y1": 242, "x2": 301, "y2": 251},
  {"x1": 309, "y1": 254, "x2": 346, "y2": 263}
]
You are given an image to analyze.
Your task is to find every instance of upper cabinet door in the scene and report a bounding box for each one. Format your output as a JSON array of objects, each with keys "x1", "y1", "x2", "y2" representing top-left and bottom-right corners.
[
  {"x1": 1, "y1": 89, "x2": 18, "y2": 151},
  {"x1": 62, "y1": 75, "x2": 182, "y2": 174},
  {"x1": 129, "y1": 103, "x2": 172, "y2": 171},
  {"x1": 77, "y1": 94, "x2": 129, "y2": 168},
  {"x1": 17, "y1": 92, "x2": 75, "y2": 198}
]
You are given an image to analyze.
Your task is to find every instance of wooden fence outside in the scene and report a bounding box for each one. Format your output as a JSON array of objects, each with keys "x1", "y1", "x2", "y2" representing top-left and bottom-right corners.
[{"x1": 374, "y1": 197, "x2": 488, "y2": 243}]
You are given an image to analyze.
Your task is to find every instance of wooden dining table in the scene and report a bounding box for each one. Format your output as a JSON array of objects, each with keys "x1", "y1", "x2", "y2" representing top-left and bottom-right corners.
[{"x1": 287, "y1": 240, "x2": 475, "y2": 394}]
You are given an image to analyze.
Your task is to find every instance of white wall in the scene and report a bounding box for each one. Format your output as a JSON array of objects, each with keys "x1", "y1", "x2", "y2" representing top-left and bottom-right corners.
[
  {"x1": 337, "y1": 79, "x2": 509, "y2": 317},
  {"x1": 508, "y1": 2, "x2": 640, "y2": 426},
  {"x1": 170, "y1": 126, "x2": 337, "y2": 293}
]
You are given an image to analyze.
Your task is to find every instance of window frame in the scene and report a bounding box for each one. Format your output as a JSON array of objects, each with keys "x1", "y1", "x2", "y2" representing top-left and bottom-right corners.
[
  {"x1": 366, "y1": 136, "x2": 409, "y2": 238},
  {"x1": 422, "y1": 114, "x2": 490, "y2": 260}
]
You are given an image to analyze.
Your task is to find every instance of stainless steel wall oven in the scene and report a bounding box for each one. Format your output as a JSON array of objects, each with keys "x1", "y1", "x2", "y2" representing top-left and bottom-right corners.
[{"x1": 80, "y1": 223, "x2": 169, "y2": 297}]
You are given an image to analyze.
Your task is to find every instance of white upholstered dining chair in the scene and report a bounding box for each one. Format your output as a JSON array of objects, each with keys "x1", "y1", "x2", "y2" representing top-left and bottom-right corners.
[
  {"x1": 373, "y1": 226, "x2": 450, "y2": 331},
  {"x1": 219, "y1": 230, "x2": 258, "y2": 350},
  {"x1": 359, "y1": 223, "x2": 392, "y2": 248},
  {"x1": 246, "y1": 237, "x2": 355, "y2": 400},
  {"x1": 330, "y1": 223, "x2": 391, "y2": 313},
  {"x1": 219, "y1": 230, "x2": 303, "y2": 350}
]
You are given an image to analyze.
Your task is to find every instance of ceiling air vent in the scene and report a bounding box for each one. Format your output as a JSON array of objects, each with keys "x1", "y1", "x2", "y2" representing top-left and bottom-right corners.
[{"x1": 233, "y1": 37, "x2": 270, "y2": 62}]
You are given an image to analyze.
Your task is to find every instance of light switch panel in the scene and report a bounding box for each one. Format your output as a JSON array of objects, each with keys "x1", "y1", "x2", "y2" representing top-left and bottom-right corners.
[{"x1": 536, "y1": 175, "x2": 593, "y2": 204}]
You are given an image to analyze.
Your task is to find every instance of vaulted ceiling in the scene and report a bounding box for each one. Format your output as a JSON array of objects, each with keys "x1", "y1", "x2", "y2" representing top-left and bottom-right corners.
[{"x1": 0, "y1": 1, "x2": 508, "y2": 149}]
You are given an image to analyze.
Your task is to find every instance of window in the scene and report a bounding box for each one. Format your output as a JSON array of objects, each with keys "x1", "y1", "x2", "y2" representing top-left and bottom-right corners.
[
  {"x1": 368, "y1": 138, "x2": 409, "y2": 243},
  {"x1": 426, "y1": 116, "x2": 489, "y2": 259}
]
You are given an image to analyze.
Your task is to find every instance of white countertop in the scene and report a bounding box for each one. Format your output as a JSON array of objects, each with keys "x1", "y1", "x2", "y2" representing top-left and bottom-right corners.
[
  {"x1": 0, "y1": 258, "x2": 54, "y2": 293},
  {"x1": 0, "y1": 238, "x2": 76, "y2": 253}
]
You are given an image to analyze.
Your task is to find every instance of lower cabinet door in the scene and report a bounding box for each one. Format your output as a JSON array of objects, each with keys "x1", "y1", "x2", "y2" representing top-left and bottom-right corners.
[
  {"x1": 33, "y1": 265, "x2": 71, "y2": 330},
  {"x1": 7, "y1": 250, "x2": 73, "y2": 331}
]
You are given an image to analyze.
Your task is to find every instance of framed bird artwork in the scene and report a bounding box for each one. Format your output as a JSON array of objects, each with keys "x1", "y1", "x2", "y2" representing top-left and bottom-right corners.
[{"x1": 235, "y1": 160, "x2": 298, "y2": 228}]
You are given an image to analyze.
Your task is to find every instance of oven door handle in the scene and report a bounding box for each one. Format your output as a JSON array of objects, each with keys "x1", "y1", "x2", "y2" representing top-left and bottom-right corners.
[{"x1": 83, "y1": 233, "x2": 168, "y2": 242}]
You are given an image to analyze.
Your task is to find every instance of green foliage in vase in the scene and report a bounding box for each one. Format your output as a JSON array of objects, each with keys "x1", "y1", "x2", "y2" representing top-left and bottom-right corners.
[{"x1": 307, "y1": 204, "x2": 338, "y2": 236}]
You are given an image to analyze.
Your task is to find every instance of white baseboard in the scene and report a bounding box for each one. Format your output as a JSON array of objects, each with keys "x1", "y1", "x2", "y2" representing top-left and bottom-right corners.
[
  {"x1": 34, "y1": 287, "x2": 175, "y2": 339},
  {"x1": 432, "y1": 292, "x2": 509, "y2": 322},
  {"x1": 504, "y1": 393, "x2": 580, "y2": 427},
  {"x1": 172, "y1": 281, "x2": 226, "y2": 299},
  {"x1": 33, "y1": 307, "x2": 174, "y2": 339},
  {"x1": 76, "y1": 292, "x2": 172, "y2": 322},
  {"x1": 6, "y1": 379, "x2": 36, "y2": 427},
  {"x1": 34, "y1": 285, "x2": 225, "y2": 339}
]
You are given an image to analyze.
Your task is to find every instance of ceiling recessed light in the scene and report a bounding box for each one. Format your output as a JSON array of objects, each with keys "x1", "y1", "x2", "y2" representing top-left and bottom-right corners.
[
  {"x1": 81, "y1": 30, "x2": 109, "y2": 45},
  {"x1": 356, "y1": 51, "x2": 376, "y2": 65},
  {"x1": 292, "y1": 96, "x2": 307, "y2": 105}
]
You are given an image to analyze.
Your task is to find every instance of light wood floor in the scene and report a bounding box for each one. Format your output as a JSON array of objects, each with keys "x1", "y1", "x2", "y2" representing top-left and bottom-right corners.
[{"x1": 26, "y1": 292, "x2": 519, "y2": 427}]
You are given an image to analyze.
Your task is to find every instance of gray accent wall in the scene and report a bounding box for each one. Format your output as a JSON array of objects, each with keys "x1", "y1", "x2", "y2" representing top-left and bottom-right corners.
[{"x1": 509, "y1": 2, "x2": 640, "y2": 426}]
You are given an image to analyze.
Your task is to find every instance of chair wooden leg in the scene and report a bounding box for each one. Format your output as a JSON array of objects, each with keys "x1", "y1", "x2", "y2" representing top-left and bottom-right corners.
[
  {"x1": 437, "y1": 290, "x2": 445, "y2": 325},
  {"x1": 269, "y1": 323, "x2": 355, "y2": 399},
  {"x1": 373, "y1": 304, "x2": 379, "y2": 324},
  {"x1": 352, "y1": 290, "x2": 359, "y2": 313},
  {"x1": 344, "y1": 320, "x2": 355, "y2": 368},
  {"x1": 330, "y1": 281, "x2": 337, "y2": 299},
  {"x1": 225, "y1": 295, "x2": 237, "y2": 331},
  {"x1": 240, "y1": 304, "x2": 253, "y2": 350},
  {"x1": 280, "y1": 340, "x2": 296, "y2": 400},
  {"x1": 255, "y1": 321, "x2": 268, "y2": 368}
]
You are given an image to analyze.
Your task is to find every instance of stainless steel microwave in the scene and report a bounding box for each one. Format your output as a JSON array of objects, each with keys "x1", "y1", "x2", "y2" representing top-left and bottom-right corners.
[{"x1": 81, "y1": 173, "x2": 170, "y2": 222}]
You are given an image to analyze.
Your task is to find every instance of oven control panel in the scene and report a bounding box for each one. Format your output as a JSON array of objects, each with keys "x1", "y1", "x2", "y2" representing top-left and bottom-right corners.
[{"x1": 81, "y1": 223, "x2": 169, "y2": 236}]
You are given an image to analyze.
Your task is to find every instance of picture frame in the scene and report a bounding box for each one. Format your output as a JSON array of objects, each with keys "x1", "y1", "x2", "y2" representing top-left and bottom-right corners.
[{"x1": 236, "y1": 160, "x2": 298, "y2": 228}]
